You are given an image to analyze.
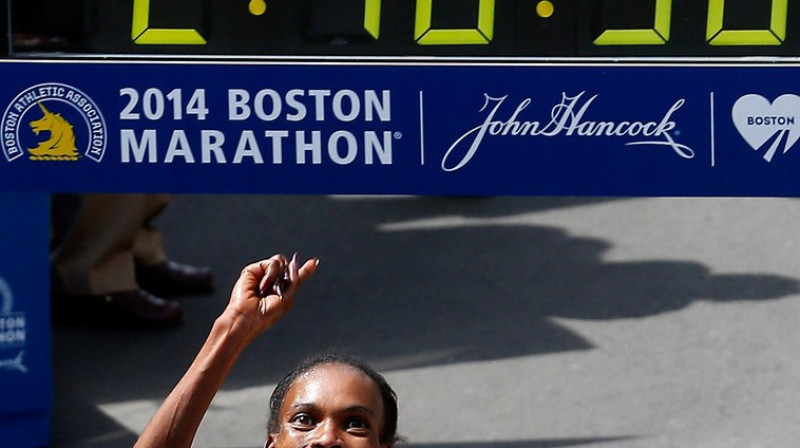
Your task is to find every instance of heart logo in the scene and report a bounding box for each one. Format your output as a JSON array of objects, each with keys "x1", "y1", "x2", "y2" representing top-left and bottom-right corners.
[{"x1": 732, "y1": 94, "x2": 800, "y2": 162}]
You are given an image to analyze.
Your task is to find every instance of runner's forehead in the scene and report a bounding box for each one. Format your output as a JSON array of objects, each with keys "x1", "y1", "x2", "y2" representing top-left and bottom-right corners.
[{"x1": 281, "y1": 363, "x2": 385, "y2": 416}]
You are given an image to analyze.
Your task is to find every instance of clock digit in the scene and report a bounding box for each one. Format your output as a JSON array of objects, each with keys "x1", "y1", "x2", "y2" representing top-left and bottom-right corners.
[
  {"x1": 594, "y1": 0, "x2": 672, "y2": 45},
  {"x1": 307, "y1": 0, "x2": 381, "y2": 42},
  {"x1": 131, "y1": 0, "x2": 206, "y2": 45},
  {"x1": 415, "y1": 0, "x2": 495, "y2": 45},
  {"x1": 707, "y1": 0, "x2": 787, "y2": 45},
  {"x1": 364, "y1": 0, "x2": 381, "y2": 38}
]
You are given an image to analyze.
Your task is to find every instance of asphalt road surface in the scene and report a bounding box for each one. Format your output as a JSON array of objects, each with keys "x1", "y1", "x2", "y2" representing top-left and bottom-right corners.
[{"x1": 50, "y1": 195, "x2": 800, "y2": 448}]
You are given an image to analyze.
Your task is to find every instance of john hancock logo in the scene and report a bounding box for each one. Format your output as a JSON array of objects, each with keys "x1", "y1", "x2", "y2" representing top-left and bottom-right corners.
[
  {"x1": 2, "y1": 83, "x2": 107, "y2": 163},
  {"x1": 732, "y1": 94, "x2": 800, "y2": 163}
]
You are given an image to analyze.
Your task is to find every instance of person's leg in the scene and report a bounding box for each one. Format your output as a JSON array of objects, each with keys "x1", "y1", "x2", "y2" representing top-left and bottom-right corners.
[
  {"x1": 51, "y1": 194, "x2": 183, "y2": 328},
  {"x1": 52, "y1": 194, "x2": 170, "y2": 295},
  {"x1": 131, "y1": 194, "x2": 215, "y2": 296}
]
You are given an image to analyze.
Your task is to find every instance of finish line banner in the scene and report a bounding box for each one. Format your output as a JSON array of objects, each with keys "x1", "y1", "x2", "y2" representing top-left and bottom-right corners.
[{"x1": 1, "y1": 59, "x2": 799, "y2": 196}]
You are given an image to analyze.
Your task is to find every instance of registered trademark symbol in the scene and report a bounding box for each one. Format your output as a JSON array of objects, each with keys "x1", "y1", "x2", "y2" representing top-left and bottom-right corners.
[
  {"x1": 394, "y1": 132, "x2": 403, "y2": 139},
  {"x1": 675, "y1": 130, "x2": 682, "y2": 136}
]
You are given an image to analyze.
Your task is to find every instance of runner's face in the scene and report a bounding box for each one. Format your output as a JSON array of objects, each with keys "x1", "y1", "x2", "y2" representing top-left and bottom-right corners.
[{"x1": 267, "y1": 363, "x2": 388, "y2": 448}]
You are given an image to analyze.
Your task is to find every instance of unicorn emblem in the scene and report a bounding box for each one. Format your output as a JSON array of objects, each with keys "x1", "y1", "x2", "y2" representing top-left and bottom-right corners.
[{"x1": 27, "y1": 102, "x2": 79, "y2": 161}]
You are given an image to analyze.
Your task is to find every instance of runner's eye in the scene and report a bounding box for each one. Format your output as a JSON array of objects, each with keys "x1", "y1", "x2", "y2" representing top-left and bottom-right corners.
[
  {"x1": 345, "y1": 417, "x2": 370, "y2": 431},
  {"x1": 290, "y1": 413, "x2": 315, "y2": 428}
]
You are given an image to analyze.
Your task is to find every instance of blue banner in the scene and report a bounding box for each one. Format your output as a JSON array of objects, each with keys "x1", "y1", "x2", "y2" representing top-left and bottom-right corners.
[
  {"x1": 1, "y1": 59, "x2": 800, "y2": 196},
  {"x1": 0, "y1": 192, "x2": 51, "y2": 448}
]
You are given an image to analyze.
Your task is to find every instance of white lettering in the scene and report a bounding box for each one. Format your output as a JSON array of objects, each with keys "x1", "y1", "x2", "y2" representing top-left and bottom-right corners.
[
  {"x1": 285, "y1": 90, "x2": 307, "y2": 122},
  {"x1": 332, "y1": 90, "x2": 360, "y2": 122},
  {"x1": 121, "y1": 129, "x2": 157, "y2": 163},
  {"x1": 296, "y1": 130, "x2": 322, "y2": 164},
  {"x1": 265, "y1": 130, "x2": 289, "y2": 164},
  {"x1": 443, "y1": 92, "x2": 693, "y2": 172},
  {"x1": 254, "y1": 90, "x2": 282, "y2": 121},
  {"x1": 226, "y1": 89, "x2": 392, "y2": 123},
  {"x1": 365, "y1": 90, "x2": 391, "y2": 122},
  {"x1": 229, "y1": 90, "x2": 251, "y2": 120},
  {"x1": 233, "y1": 130, "x2": 264, "y2": 164},
  {"x1": 365, "y1": 131, "x2": 392, "y2": 165},
  {"x1": 165, "y1": 130, "x2": 195, "y2": 163},
  {"x1": 308, "y1": 90, "x2": 331, "y2": 121},
  {"x1": 201, "y1": 130, "x2": 227, "y2": 163},
  {"x1": 119, "y1": 129, "x2": 394, "y2": 166},
  {"x1": 328, "y1": 131, "x2": 358, "y2": 164}
]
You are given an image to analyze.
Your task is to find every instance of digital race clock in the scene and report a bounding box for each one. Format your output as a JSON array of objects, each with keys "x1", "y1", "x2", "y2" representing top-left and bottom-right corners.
[{"x1": 42, "y1": 0, "x2": 800, "y2": 58}]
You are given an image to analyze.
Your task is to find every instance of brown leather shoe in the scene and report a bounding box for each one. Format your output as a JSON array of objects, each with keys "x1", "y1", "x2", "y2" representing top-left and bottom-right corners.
[
  {"x1": 53, "y1": 290, "x2": 184, "y2": 329},
  {"x1": 136, "y1": 260, "x2": 214, "y2": 297}
]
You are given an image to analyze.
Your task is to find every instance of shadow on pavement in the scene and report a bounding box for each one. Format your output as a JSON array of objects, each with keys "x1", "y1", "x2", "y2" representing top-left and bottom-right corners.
[
  {"x1": 50, "y1": 195, "x2": 800, "y2": 447},
  {"x1": 207, "y1": 436, "x2": 640, "y2": 448},
  {"x1": 408, "y1": 437, "x2": 640, "y2": 447}
]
